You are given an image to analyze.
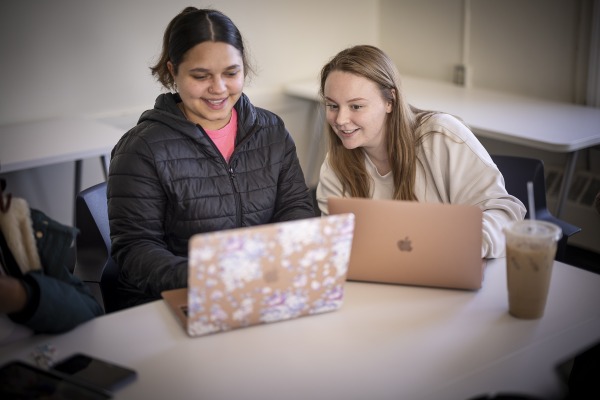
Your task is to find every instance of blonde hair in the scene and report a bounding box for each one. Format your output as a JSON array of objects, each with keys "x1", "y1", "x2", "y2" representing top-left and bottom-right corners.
[{"x1": 319, "y1": 45, "x2": 436, "y2": 200}]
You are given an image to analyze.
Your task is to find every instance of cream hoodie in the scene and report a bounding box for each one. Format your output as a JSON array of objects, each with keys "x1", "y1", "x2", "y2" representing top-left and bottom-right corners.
[{"x1": 316, "y1": 113, "x2": 526, "y2": 258}]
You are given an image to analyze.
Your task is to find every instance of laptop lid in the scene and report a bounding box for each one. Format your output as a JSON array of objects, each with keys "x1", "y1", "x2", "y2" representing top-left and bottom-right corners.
[
  {"x1": 327, "y1": 197, "x2": 483, "y2": 290},
  {"x1": 162, "y1": 213, "x2": 355, "y2": 337}
]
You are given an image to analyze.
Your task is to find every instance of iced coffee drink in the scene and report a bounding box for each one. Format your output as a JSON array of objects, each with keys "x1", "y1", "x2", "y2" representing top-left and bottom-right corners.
[{"x1": 504, "y1": 220, "x2": 562, "y2": 319}]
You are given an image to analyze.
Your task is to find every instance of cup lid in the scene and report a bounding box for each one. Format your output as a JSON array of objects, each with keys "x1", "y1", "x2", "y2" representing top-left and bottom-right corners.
[{"x1": 504, "y1": 220, "x2": 562, "y2": 241}]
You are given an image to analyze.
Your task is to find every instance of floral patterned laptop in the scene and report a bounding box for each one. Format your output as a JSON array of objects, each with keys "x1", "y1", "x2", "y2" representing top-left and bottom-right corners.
[{"x1": 161, "y1": 214, "x2": 355, "y2": 337}]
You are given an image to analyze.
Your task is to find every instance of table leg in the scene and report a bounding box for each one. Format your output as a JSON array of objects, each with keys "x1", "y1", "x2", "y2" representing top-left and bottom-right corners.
[
  {"x1": 100, "y1": 155, "x2": 108, "y2": 180},
  {"x1": 74, "y1": 159, "x2": 82, "y2": 197},
  {"x1": 555, "y1": 150, "x2": 579, "y2": 218},
  {"x1": 73, "y1": 160, "x2": 82, "y2": 225},
  {"x1": 75, "y1": 156, "x2": 108, "y2": 198},
  {"x1": 305, "y1": 103, "x2": 325, "y2": 187}
]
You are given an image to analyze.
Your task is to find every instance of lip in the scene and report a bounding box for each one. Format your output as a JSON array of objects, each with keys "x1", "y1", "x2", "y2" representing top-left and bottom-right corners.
[
  {"x1": 203, "y1": 98, "x2": 227, "y2": 110},
  {"x1": 337, "y1": 128, "x2": 359, "y2": 136}
]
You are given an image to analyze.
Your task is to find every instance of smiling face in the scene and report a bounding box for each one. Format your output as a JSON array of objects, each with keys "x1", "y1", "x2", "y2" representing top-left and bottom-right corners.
[
  {"x1": 169, "y1": 41, "x2": 244, "y2": 130},
  {"x1": 323, "y1": 71, "x2": 392, "y2": 155}
]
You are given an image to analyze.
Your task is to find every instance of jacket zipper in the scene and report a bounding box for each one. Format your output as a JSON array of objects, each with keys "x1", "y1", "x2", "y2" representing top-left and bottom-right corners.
[
  {"x1": 228, "y1": 166, "x2": 242, "y2": 227},
  {"x1": 196, "y1": 118, "x2": 260, "y2": 228},
  {"x1": 224, "y1": 124, "x2": 260, "y2": 228}
]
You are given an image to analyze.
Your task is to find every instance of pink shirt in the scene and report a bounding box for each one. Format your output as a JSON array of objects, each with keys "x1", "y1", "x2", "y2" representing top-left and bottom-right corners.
[{"x1": 205, "y1": 109, "x2": 237, "y2": 162}]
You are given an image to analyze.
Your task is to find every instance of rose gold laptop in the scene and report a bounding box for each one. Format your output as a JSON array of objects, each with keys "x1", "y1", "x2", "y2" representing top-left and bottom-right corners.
[
  {"x1": 161, "y1": 214, "x2": 355, "y2": 337},
  {"x1": 327, "y1": 197, "x2": 484, "y2": 290}
]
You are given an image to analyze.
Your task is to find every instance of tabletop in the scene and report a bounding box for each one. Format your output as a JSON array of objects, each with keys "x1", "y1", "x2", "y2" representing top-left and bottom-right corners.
[
  {"x1": 1, "y1": 258, "x2": 598, "y2": 400},
  {"x1": 0, "y1": 117, "x2": 125, "y2": 173},
  {"x1": 285, "y1": 76, "x2": 600, "y2": 153}
]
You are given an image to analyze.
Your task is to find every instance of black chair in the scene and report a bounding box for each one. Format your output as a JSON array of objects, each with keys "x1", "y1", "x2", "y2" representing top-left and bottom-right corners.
[
  {"x1": 491, "y1": 154, "x2": 581, "y2": 261},
  {"x1": 74, "y1": 181, "x2": 120, "y2": 313}
]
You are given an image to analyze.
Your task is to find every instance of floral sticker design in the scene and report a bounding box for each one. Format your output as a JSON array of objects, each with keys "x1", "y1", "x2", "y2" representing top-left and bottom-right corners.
[{"x1": 187, "y1": 214, "x2": 354, "y2": 336}]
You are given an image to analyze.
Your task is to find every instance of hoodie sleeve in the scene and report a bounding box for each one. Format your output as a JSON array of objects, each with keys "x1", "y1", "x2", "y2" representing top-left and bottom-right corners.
[{"x1": 416, "y1": 114, "x2": 526, "y2": 258}]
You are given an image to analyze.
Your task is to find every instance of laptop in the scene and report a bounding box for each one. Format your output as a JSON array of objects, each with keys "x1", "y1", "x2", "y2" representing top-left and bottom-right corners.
[
  {"x1": 161, "y1": 213, "x2": 355, "y2": 337},
  {"x1": 327, "y1": 197, "x2": 484, "y2": 290}
]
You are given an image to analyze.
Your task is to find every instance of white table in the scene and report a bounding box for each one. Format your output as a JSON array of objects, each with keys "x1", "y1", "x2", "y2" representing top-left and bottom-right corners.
[
  {"x1": 284, "y1": 77, "x2": 600, "y2": 218},
  {"x1": 1, "y1": 258, "x2": 599, "y2": 400},
  {"x1": 0, "y1": 117, "x2": 126, "y2": 197}
]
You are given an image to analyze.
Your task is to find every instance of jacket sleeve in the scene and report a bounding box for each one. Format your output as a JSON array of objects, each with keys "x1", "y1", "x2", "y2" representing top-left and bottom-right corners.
[
  {"x1": 108, "y1": 132, "x2": 188, "y2": 303},
  {"x1": 271, "y1": 131, "x2": 316, "y2": 222},
  {"x1": 9, "y1": 271, "x2": 103, "y2": 333}
]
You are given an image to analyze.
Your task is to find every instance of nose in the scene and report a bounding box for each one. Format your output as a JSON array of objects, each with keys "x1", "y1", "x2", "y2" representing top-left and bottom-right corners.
[
  {"x1": 209, "y1": 76, "x2": 226, "y2": 94},
  {"x1": 334, "y1": 106, "x2": 350, "y2": 126}
]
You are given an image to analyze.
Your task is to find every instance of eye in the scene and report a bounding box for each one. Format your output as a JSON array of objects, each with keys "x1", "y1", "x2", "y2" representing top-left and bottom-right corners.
[
  {"x1": 350, "y1": 104, "x2": 364, "y2": 110},
  {"x1": 325, "y1": 103, "x2": 338, "y2": 110},
  {"x1": 192, "y1": 75, "x2": 208, "y2": 80}
]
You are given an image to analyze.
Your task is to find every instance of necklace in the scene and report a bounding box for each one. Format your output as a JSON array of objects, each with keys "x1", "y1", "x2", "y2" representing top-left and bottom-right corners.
[{"x1": 364, "y1": 152, "x2": 390, "y2": 176}]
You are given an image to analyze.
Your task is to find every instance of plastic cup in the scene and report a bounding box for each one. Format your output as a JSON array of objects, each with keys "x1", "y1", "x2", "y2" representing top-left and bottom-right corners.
[{"x1": 504, "y1": 220, "x2": 562, "y2": 319}]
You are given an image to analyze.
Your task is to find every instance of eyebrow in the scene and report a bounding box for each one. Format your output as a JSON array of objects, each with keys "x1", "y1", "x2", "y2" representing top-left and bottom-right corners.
[
  {"x1": 189, "y1": 64, "x2": 241, "y2": 73},
  {"x1": 324, "y1": 96, "x2": 367, "y2": 103}
]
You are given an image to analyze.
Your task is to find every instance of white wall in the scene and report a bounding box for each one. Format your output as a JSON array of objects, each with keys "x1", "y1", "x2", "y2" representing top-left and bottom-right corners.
[
  {"x1": 1, "y1": 0, "x2": 597, "y2": 251},
  {"x1": 380, "y1": 0, "x2": 587, "y2": 102},
  {"x1": 0, "y1": 0, "x2": 379, "y2": 224},
  {"x1": 379, "y1": 0, "x2": 599, "y2": 251},
  {"x1": 0, "y1": 0, "x2": 379, "y2": 125}
]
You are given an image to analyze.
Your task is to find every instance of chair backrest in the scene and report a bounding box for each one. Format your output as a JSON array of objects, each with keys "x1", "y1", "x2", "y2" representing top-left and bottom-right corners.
[
  {"x1": 491, "y1": 155, "x2": 546, "y2": 220},
  {"x1": 491, "y1": 154, "x2": 581, "y2": 261},
  {"x1": 75, "y1": 181, "x2": 120, "y2": 313}
]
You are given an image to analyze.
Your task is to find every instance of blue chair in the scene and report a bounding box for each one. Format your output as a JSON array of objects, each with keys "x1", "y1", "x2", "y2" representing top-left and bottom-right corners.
[{"x1": 74, "y1": 181, "x2": 121, "y2": 313}]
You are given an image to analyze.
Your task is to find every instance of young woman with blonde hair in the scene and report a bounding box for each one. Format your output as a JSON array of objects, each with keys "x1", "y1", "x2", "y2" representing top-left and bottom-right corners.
[{"x1": 316, "y1": 45, "x2": 525, "y2": 258}]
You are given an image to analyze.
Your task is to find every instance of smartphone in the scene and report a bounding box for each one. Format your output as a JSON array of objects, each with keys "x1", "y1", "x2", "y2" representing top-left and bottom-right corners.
[
  {"x1": 51, "y1": 353, "x2": 137, "y2": 392},
  {"x1": 0, "y1": 360, "x2": 112, "y2": 399}
]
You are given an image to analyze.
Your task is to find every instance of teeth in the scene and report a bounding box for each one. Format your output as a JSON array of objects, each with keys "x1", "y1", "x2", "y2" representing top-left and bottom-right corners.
[{"x1": 208, "y1": 99, "x2": 224, "y2": 105}]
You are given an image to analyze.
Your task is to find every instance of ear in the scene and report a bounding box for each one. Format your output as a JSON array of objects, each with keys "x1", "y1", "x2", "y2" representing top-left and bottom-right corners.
[
  {"x1": 167, "y1": 61, "x2": 175, "y2": 78},
  {"x1": 386, "y1": 88, "x2": 396, "y2": 113}
]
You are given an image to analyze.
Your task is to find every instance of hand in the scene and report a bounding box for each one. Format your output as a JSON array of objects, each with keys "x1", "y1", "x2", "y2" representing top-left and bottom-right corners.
[{"x1": 0, "y1": 275, "x2": 28, "y2": 314}]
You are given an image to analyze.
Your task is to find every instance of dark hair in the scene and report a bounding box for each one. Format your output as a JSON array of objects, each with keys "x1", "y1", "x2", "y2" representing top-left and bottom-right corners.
[{"x1": 150, "y1": 7, "x2": 253, "y2": 90}]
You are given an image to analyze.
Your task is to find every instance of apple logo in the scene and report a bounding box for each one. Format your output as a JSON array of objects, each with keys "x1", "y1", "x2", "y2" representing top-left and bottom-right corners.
[{"x1": 397, "y1": 236, "x2": 412, "y2": 252}]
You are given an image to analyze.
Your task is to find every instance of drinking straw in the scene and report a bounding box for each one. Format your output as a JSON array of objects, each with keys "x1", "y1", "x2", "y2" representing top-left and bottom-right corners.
[{"x1": 527, "y1": 181, "x2": 536, "y2": 220}]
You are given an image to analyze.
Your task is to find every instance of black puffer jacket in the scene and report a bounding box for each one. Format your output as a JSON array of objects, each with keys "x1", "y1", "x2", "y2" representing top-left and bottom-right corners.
[{"x1": 108, "y1": 93, "x2": 315, "y2": 306}]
